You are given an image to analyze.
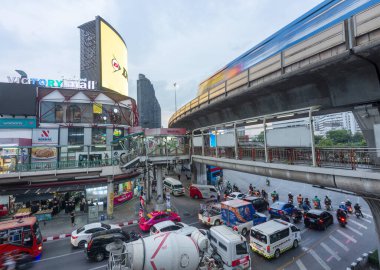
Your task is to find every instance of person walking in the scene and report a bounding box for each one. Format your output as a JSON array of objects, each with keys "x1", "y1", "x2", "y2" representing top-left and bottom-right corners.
[{"x1": 70, "y1": 211, "x2": 75, "y2": 227}]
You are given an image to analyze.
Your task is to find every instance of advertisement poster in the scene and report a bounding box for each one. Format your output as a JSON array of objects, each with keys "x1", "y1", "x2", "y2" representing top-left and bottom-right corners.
[
  {"x1": 113, "y1": 191, "x2": 133, "y2": 205},
  {"x1": 31, "y1": 147, "x2": 57, "y2": 164},
  {"x1": 32, "y1": 128, "x2": 59, "y2": 145}
]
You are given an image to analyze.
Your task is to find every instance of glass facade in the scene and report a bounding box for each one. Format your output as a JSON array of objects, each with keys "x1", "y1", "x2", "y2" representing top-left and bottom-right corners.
[{"x1": 68, "y1": 128, "x2": 84, "y2": 145}]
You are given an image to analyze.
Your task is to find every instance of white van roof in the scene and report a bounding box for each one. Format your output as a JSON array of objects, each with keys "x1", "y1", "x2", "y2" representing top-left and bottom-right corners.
[
  {"x1": 164, "y1": 177, "x2": 182, "y2": 185},
  {"x1": 251, "y1": 219, "x2": 292, "y2": 234},
  {"x1": 210, "y1": 225, "x2": 244, "y2": 243},
  {"x1": 191, "y1": 184, "x2": 215, "y2": 189}
]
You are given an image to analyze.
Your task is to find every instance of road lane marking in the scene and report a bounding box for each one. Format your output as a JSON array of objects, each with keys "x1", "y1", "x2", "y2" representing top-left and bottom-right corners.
[
  {"x1": 296, "y1": 259, "x2": 307, "y2": 270},
  {"x1": 337, "y1": 229, "x2": 357, "y2": 243},
  {"x1": 362, "y1": 212, "x2": 373, "y2": 218},
  {"x1": 188, "y1": 221, "x2": 199, "y2": 226},
  {"x1": 349, "y1": 219, "x2": 367, "y2": 229},
  {"x1": 308, "y1": 249, "x2": 331, "y2": 270},
  {"x1": 88, "y1": 265, "x2": 107, "y2": 270},
  {"x1": 329, "y1": 235, "x2": 349, "y2": 252},
  {"x1": 300, "y1": 228, "x2": 308, "y2": 234},
  {"x1": 34, "y1": 250, "x2": 83, "y2": 263},
  {"x1": 362, "y1": 218, "x2": 372, "y2": 224},
  {"x1": 346, "y1": 225, "x2": 363, "y2": 236},
  {"x1": 320, "y1": 242, "x2": 341, "y2": 261}
]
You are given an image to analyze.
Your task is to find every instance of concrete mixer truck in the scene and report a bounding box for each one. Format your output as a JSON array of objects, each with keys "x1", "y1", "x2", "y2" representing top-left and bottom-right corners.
[{"x1": 106, "y1": 225, "x2": 251, "y2": 270}]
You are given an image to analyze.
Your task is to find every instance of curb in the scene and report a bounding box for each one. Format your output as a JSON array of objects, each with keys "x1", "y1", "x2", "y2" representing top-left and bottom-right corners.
[{"x1": 42, "y1": 219, "x2": 140, "y2": 242}]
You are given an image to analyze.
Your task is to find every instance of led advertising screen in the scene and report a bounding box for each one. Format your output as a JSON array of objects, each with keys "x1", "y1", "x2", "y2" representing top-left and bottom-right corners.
[{"x1": 100, "y1": 19, "x2": 128, "y2": 96}]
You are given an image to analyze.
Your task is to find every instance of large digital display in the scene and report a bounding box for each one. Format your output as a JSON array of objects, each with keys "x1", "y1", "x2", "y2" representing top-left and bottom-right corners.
[{"x1": 100, "y1": 20, "x2": 128, "y2": 96}]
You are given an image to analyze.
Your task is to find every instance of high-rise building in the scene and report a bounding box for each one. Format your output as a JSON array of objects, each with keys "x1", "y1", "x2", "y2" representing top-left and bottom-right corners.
[
  {"x1": 313, "y1": 111, "x2": 361, "y2": 136},
  {"x1": 137, "y1": 74, "x2": 161, "y2": 128}
]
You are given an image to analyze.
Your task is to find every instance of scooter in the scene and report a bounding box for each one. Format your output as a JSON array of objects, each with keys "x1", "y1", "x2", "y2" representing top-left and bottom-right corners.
[
  {"x1": 346, "y1": 205, "x2": 353, "y2": 214},
  {"x1": 313, "y1": 201, "x2": 321, "y2": 209},
  {"x1": 325, "y1": 204, "x2": 333, "y2": 211},
  {"x1": 355, "y1": 209, "x2": 364, "y2": 218},
  {"x1": 338, "y1": 216, "x2": 347, "y2": 227}
]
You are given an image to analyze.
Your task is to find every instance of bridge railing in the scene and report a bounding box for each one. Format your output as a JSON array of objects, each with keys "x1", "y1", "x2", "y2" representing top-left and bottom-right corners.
[{"x1": 194, "y1": 146, "x2": 380, "y2": 170}]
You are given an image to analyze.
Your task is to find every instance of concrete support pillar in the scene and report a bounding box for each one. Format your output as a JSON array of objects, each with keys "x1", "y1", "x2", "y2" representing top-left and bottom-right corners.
[
  {"x1": 107, "y1": 176, "x2": 114, "y2": 219},
  {"x1": 263, "y1": 119, "x2": 268, "y2": 163},
  {"x1": 156, "y1": 166, "x2": 164, "y2": 204},
  {"x1": 195, "y1": 162, "x2": 207, "y2": 185},
  {"x1": 363, "y1": 197, "x2": 380, "y2": 268},
  {"x1": 309, "y1": 108, "x2": 317, "y2": 167},
  {"x1": 353, "y1": 105, "x2": 380, "y2": 163},
  {"x1": 215, "y1": 127, "x2": 218, "y2": 158},
  {"x1": 234, "y1": 123, "x2": 238, "y2": 160},
  {"x1": 201, "y1": 131, "x2": 205, "y2": 156}
]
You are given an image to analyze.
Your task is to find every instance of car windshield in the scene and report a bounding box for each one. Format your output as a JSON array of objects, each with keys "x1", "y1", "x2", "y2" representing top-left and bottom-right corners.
[
  {"x1": 251, "y1": 230, "x2": 267, "y2": 244},
  {"x1": 174, "y1": 185, "x2": 183, "y2": 189},
  {"x1": 101, "y1": 223, "x2": 111, "y2": 229},
  {"x1": 236, "y1": 242, "x2": 248, "y2": 255}
]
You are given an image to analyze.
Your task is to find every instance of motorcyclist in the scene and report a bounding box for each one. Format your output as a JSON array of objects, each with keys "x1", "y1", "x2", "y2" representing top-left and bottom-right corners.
[
  {"x1": 345, "y1": 199, "x2": 352, "y2": 207},
  {"x1": 266, "y1": 178, "x2": 270, "y2": 186},
  {"x1": 249, "y1": 184, "x2": 254, "y2": 194},
  {"x1": 254, "y1": 189, "x2": 261, "y2": 197},
  {"x1": 271, "y1": 191, "x2": 278, "y2": 202},
  {"x1": 297, "y1": 194, "x2": 303, "y2": 207},
  {"x1": 226, "y1": 181, "x2": 232, "y2": 192},
  {"x1": 354, "y1": 203, "x2": 364, "y2": 218},
  {"x1": 288, "y1": 192, "x2": 294, "y2": 204},
  {"x1": 337, "y1": 208, "x2": 347, "y2": 224},
  {"x1": 233, "y1": 184, "x2": 238, "y2": 192},
  {"x1": 313, "y1": 195, "x2": 321, "y2": 209},
  {"x1": 324, "y1": 196, "x2": 332, "y2": 210},
  {"x1": 303, "y1": 198, "x2": 311, "y2": 211},
  {"x1": 261, "y1": 189, "x2": 268, "y2": 200}
]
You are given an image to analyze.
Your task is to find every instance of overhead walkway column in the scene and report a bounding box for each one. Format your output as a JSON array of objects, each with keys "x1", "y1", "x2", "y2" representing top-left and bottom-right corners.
[
  {"x1": 364, "y1": 198, "x2": 380, "y2": 267},
  {"x1": 107, "y1": 176, "x2": 114, "y2": 219},
  {"x1": 154, "y1": 166, "x2": 166, "y2": 211}
]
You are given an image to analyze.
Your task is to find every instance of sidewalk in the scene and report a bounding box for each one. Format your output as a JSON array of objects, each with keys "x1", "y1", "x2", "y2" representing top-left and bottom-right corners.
[{"x1": 39, "y1": 197, "x2": 155, "y2": 239}]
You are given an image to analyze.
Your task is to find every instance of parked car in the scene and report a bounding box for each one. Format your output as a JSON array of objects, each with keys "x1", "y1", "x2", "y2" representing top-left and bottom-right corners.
[
  {"x1": 227, "y1": 192, "x2": 246, "y2": 200},
  {"x1": 85, "y1": 228, "x2": 140, "y2": 262},
  {"x1": 139, "y1": 211, "x2": 181, "y2": 232},
  {"x1": 71, "y1": 223, "x2": 119, "y2": 248},
  {"x1": 243, "y1": 196, "x2": 269, "y2": 212},
  {"x1": 304, "y1": 210, "x2": 333, "y2": 230},
  {"x1": 268, "y1": 202, "x2": 295, "y2": 218}
]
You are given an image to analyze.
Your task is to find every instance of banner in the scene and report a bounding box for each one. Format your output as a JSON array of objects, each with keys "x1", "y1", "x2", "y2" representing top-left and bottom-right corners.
[
  {"x1": 93, "y1": 103, "x2": 102, "y2": 114},
  {"x1": 32, "y1": 129, "x2": 59, "y2": 145},
  {"x1": 0, "y1": 118, "x2": 36, "y2": 129}
]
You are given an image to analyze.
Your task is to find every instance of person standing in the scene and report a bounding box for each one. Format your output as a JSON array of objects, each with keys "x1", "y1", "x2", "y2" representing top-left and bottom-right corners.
[{"x1": 70, "y1": 211, "x2": 75, "y2": 227}]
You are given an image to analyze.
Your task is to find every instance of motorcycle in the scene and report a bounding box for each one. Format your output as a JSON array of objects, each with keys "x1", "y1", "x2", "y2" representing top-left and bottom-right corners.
[
  {"x1": 266, "y1": 178, "x2": 270, "y2": 186},
  {"x1": 313, "y1": 200, "x2": 321, "y2": 209},
  {"x1": 338, "y1": 216, "x2": 347, "y2": 227},
  {"x1": 325, "y1": 204, "x2": 333, "y2": 211},
  {"x1": 346, "y1": 205, "x2": 353, "y2": 214},
  {"x1": 355, "y1": 209, "x2": 364, "y2": 218},
  {"x1": 292, "y1": 208, "x2": 303, "y2": 224}
]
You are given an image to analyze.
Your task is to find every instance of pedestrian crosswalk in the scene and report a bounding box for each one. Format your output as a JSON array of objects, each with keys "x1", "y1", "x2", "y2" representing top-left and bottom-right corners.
[{"x1": 286, "y1": 211, "x2": 373, "y2": 270}]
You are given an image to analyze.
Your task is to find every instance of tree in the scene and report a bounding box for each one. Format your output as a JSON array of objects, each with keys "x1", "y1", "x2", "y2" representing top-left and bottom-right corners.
[
  {"x1": 326, "y1": 130, "x2": 352, "y2": 144},
  {"x1": 253, "y1": 131, "x2": 265, "y2": 143},
  {"x1": 314, "y1": 135, "x2": 323, "y2": 145}
]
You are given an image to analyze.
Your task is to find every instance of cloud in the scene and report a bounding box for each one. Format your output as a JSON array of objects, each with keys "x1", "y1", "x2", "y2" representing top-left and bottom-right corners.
[{"x1": 0, "y1": 0, "x2": 323, "y2": 127}]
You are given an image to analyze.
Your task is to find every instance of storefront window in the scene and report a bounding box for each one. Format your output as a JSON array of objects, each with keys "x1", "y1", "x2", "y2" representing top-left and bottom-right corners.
[
  {"x1": 55, "y1": 105, "x2": 63, "y2": 123},
  {"x1": 112, "y1": 128, "x2": 124, "y2": 150},
  {"x1": 66, "y1": 105, "x2": 81, "y2": 123},
  {"x1": 92, "y1": 128, "x2": 106, "y2": 145},
  {"x1": 68, "y1": 128, "x2": 84, "y2": 145}
]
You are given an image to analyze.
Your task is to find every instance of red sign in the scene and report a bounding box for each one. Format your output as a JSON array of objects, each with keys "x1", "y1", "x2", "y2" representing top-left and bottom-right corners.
[{"x1": 113, "y1": 191, "x2": 133, "y2": 205}]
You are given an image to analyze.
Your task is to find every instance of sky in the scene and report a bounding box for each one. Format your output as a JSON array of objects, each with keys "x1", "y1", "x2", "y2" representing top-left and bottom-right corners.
[{"x1": 0, "y1": 0, "x2": 323, "y2": 127}]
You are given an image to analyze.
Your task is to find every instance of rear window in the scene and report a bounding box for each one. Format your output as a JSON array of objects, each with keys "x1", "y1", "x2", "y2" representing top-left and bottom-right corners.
[
  {"x1": 101, "y1": 223, "x2": 111, "y2": 230},
  {"x1": 236, "y1": 242, "x2": 248, "y2": 255},
  {"x1": 306, "y1": 213, "x2": 320, "y2": 219},
  {"x1": 77, "y1": 227, "x2": 85, "y2": 234},
  {"x1": 173, "y1": 185, "x2": 183, "y2": 189},
  {"x1": 251, "y1": 230, "x2": 267, "y2": 244}
]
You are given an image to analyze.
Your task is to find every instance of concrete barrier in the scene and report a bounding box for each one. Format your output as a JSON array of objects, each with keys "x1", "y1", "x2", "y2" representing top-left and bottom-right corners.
[{"x1": 347, "y1": 250, "x2": 374, "y2": 269}]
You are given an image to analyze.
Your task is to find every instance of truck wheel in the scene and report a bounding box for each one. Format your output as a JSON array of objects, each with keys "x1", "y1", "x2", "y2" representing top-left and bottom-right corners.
[
  {"x1": 274, "y1": 249, "x2": 280, "y2": 259},
  {"x1": 214, "y1": 220, "x2": 220, "y2": 226},
  {"x1": 293, "y1": 240, "x2": 298, "y2": 248},
  {"x1": 242, "y1": 228, "x2": 248, "y2": 236}
]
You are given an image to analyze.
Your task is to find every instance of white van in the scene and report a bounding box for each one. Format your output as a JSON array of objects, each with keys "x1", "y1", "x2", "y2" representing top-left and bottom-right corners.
[
  {"x1": 208, "y1": 225, "x2": 250, "y2": 270},
  {"x1": 163, "y1": 177, "x2": 185, "y2": 196},
  {"x1": 250, "y1": 219, "x2": 301, "y2": 259},
  {"x1": 190, "y1": 184, "x2": 218, "y2": 199}
]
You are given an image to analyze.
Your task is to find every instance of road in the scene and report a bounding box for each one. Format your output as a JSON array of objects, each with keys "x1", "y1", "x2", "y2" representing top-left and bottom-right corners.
[{"x1": 32, "y1": 170, "x2": 378, "y2": 270}]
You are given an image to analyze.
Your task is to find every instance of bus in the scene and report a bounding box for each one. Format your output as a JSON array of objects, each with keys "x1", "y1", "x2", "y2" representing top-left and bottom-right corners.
[
  {"x1": 0, "y1": 217, "x2": 43, "y2": 258},
  {"x1": 207, "y1": 165, "x2": 223, "y2": 186}
]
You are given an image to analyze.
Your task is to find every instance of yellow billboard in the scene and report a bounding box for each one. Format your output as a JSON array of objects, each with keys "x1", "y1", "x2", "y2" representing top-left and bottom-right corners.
[{"x1": 100, "y1": 20, "x2": 128, "y2": 96}]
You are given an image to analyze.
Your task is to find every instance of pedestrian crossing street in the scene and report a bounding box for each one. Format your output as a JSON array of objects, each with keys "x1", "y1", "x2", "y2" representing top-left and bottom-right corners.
[{"x1": 285, "y1": 212, "x2": 373, "y2": 270}]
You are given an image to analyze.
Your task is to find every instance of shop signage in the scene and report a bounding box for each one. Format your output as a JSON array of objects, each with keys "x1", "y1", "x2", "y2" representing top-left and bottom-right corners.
[
  {"x1": 6, "y1": 76, "x2": 97, "y2": 90},
  {"x1": 0, "y1": 118, "x2": 36, "y2": 129},
  {"x1": 32, "y1": 128, "x2": 59, "y2": 145},
  {"x1": 144, "y1": 128, "x2": 187, "y2": 136},
  {"x1": 113, "y1": 191, "x2": 133, "y2": 205}
]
